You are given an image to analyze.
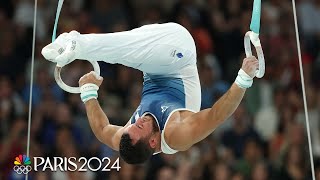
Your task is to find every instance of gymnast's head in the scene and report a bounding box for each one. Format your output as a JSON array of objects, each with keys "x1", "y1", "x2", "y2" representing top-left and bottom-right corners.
[{"x1": 119, "y1": 114, "x2": 160, "y2": 164}]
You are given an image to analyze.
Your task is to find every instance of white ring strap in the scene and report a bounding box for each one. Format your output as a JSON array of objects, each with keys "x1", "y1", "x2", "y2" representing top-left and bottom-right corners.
[
  {"x1": 54, "y1": 61, "x2": 100, "y2": 94},
  {"x1": 244, "y1": 31, "x2": 265, "y2": 78}
]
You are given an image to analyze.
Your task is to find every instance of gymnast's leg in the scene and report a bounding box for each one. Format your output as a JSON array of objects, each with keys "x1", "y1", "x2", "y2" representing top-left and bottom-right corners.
[{"x1": 42, "y1": 23, "x2": 197, "y2": 74}]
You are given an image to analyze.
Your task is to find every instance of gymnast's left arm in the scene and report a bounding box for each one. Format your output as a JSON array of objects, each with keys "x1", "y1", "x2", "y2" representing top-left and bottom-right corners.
[{"x1": 166, "y1": 57, "x2": 259, "y2": 151}]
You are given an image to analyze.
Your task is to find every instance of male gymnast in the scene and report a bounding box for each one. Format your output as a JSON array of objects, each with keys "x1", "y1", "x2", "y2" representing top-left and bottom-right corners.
[{"x1": 41, "y1": 23, "x2": 259, "y2": 164}]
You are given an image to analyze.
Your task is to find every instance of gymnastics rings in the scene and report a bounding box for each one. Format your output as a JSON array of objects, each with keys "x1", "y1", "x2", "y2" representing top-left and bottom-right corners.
[
  {"x1": 245, "y1": 0, "x2": 265, "y2": 78},
  {"x1": 52, "y1": 0, "x2": 100, "y2": 94},
  {"x1": 244, "y1": 31, "x2": 265, "y2": 78},
  {"x1": 54, "y1": 61, "x2": 100, "y2": 94}
]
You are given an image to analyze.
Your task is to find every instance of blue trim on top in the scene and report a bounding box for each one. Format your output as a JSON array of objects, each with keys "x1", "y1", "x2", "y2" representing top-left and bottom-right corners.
[{"x1": 250, "y1": 0, "x2": 261, "y2": 34}]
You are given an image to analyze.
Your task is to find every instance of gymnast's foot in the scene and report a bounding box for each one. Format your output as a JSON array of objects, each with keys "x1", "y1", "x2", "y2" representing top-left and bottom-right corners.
[{"x1": 41, "y1": 31, "x2": 80, "y2": 67}]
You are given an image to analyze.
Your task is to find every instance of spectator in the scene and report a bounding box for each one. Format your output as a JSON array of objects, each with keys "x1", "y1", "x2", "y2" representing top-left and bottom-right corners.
[
  {"x1": 250, "y1": 161, "x2": 270, "y2": 180},
  {"x1": 254, "y1": 88, "x2": 284, "y2": 142},
  {"x1": 199, "y1": 55, "x2": 229, "y2": 110},
  {"x1": 222, "y1": 104, "x2": 261, "y2": 158},
  {"x1": 277, "y1": 145, "x2": 309, "y2": 180},
  {"x1": 0, "y1": 76, "x2": 25, "y2": 137},
  {"x1": 157, "y1": 166, "x2": 176, "y2": 180},
  {"x1": 0, "y1": 118, "x2": 27, "y2": 180},
  {"x1": 213, "y1": 162, "x2": 232, "y2": 180},
  {"x1": 0, "y1": 0, "x2": 318, "y2": 179},
  {"x1": 234, "y1": 138, "x2": 264, "y2": 178}
]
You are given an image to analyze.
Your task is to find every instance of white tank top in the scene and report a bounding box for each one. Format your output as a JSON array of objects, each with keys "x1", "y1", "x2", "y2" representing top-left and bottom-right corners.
[{"x1": 160, "y1": 129, "x2": 178, "y2": 154}]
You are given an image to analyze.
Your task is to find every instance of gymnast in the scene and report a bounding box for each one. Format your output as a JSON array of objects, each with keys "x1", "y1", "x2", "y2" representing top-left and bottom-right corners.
[{"x1": 41, "y1": 23, "x2": 259, "y2": 164}]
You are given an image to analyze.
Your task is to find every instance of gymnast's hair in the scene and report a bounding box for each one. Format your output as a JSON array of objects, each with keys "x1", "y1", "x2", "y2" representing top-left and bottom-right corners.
[{"x1": 119, "y1": 133, "x2": 154, "y2": 164}]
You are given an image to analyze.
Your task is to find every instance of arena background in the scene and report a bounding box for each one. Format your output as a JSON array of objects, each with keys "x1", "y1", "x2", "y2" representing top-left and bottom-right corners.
[{"x1": 0, "y1": 0, "x2": 320, "y2": 179}]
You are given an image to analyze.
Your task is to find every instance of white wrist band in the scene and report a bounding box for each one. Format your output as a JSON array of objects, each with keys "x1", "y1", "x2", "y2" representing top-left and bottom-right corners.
[
  {"x1": 80, "y1": 83, "x2": 99, "y2": 103},
  {"x1": 80, "y1": 83, "x2": 99, "y2": 92},
  {"x1": 235, "y1": 69, "x2": 253, "y2": 89}
]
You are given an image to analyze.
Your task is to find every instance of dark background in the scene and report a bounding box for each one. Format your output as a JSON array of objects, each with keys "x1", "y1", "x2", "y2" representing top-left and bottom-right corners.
[{"x1": 0, "y1": 0, "x2": 320, "y2": 179}]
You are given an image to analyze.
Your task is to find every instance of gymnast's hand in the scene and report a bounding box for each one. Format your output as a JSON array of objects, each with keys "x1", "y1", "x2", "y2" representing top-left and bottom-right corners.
[
  {"x1": 235, "y1": 56, "x2": 259, "y2": 89},
  {"x1": 241, "y1": 56, "x2": 259, "y2": 78},
  {"x1": 41, "y1": 31, "x2": 81, "y2": 67},
  {"x1": 79, "y1": 71, "x2": 103, "y2": 87}
]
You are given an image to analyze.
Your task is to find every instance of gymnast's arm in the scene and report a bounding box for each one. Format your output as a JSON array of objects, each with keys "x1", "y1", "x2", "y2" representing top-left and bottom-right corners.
[
  {"x1": 79, "y1": 72, "x2": 126, "y2": 151},
  {"x1": 166, "y1": 57, "x2": 258, "y2": 151},
  {"x1": 84, "y1": 99, "x2": 126, "y2": 151}
]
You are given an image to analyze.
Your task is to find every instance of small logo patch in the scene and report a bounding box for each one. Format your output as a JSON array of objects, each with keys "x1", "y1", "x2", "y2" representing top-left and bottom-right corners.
[
  {"x1": 161, "y1": 106, "x2": 168, "y2": 113},
  {"x1": 176, "y1": 53, "x2": 183, "y2": 58}
]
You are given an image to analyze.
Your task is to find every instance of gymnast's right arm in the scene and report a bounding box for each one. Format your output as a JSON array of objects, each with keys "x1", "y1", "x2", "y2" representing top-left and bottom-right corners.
[
  {"x1": 84, "y1": 100, "x2": 125, "y2": 151},
  {"x1": 79, "y1": 72, "x2": 125, "y2": 151}
]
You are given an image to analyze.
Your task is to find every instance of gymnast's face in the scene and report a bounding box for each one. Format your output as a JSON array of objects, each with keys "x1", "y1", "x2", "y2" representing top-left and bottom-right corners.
[{"x1": 125, "y1": 115, "x2": 157, "y2": 144}]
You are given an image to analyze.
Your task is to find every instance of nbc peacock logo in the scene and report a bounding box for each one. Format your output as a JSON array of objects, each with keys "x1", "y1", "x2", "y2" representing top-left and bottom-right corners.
[{"x1": 13, "y1": 155, "x2": 32, "y2": 174}]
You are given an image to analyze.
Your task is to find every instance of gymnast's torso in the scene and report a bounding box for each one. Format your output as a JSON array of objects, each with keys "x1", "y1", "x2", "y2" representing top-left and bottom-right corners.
[{"x1": 129, "y1": 65, "x2": 201, "y2": 154}]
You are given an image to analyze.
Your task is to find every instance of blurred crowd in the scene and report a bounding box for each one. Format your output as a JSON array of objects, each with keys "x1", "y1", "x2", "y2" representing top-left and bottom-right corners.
[{"x1": 0, "y1": 0, "x2": 320, "y2": 179}]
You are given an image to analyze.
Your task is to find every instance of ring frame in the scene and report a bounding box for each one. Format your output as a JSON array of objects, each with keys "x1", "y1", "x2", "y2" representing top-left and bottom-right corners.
[
  {"x1": 244, "y1": 31, "x2": 265, "y2": 78},
  {"x1": 54, "y1": 60, "x2": 100, "y2": 94}
]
